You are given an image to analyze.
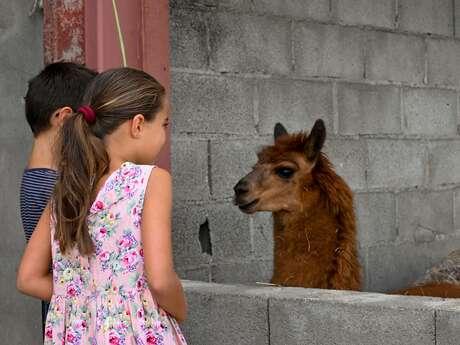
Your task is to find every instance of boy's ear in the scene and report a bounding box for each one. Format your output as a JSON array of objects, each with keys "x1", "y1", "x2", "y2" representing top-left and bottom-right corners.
[{"x1": 51, "y1": 107, "x2": 73, "y2": 127}]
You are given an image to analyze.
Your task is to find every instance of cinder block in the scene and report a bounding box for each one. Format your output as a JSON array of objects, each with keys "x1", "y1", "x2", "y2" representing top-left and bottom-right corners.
[
  {"x1": 170, "y1": 9, "x2": 208, "y2": 69},
  {"x1": 0, "y1": 2, "x2": 42, "y2": 80},
  {"x1": 454, "y1": 189, "x2": 460, "y2": 230},
  {"x1": 251, "y1": 212, "x2": 274, "y2": 258},
  {"x1": 170, "y1": 0, "x2": 217, "y2": 9},
  {"x1": 172, "y1": 204, "x2": 211, "y2": 268},
  {"x1": 171, "y1": 138, "x2": 209, "y2": 201},
  {"x1": 0, "y1": 138, "x2": 31, "y2": 238},
  {"x1": 0, "y1": 1, "x2": 15, "y2": 34},
  {"x1": 366, "y1": 32, "x2": 425, "y2": 84},
  {"x1": 257, "y1": 78, "x2": 333, "y2": 136},
  {"x1": 334, "y1": 0, "x2": 395, "y2": 28},
  {"x1": 207, "y1": 203, "x2": 252, "y2": 262},
  {"x1": 0, "y1": 227, "x2": 43, "y2": 342},
  {"x1": 358, "y1": 246, "x2": 368, "y2": 288},
  {"x1": 251, "y1": 0, "x2": 330, "y2": 20},
  {"x1": 429, "y1": 140, "x2": 460, "y2": 185},
  {"x1": 427, "y1": 39, "x2": 460, "y2": 88},
  {"x1": 217, "y1": 0, "x2": 253, "y2": 11},
  {"x1": 269, "y1": 288, "x2": 436, "y2": 345},
  {"x1": 355, "y1": 192, "x2": 397, "y2": 247},
  {"x1": 456, "y1": 0, "x2": 460, "y2": 39},
  {"x1": 177, "y1": 265, "x2": 210, "y2": 282},
  {"x1": 294, "y1": 22, "x2": 365, "y2": 79},
  {"x1": 437, "y1": 307, "x2": 460, "y2": 345},
  {"x1": 182, "y1": 281, "x2": 270, "y2": 345},
  {"x1": 0, "y1": 272, "x2": 42, "y2": 344},
  {"x1": 367, "y1": 237, "x2": 460, "y2": 292},
  {"x1": 367, "y1": 139, "x2": 425, "y2": 189},
  {"x1": 399, "y1": 0, "x2": 453, "y2": 36},
  {"x1": 398, "y1": 190, "x2": 454, "y2": 243},
  {"x1": 323, "y1": 138, "x2": 368, "y2": 190},
  {"x1": 210, "y1": 139, "x2": 263, "y2": 198},
  {"x1": 209, "y1": 13, "x2": 291, "y2": 74},
  {"x1": 171, "y1": 73, "x2": 256, "y2": 135},
  {"x1": 403, "y1": 87, "x2": 457, "y2": 136},
  {"x1": 211, "y1": 259, "x2": 273, "y2": 283},
  {"x1": 367, "y1": 242, "x2": 434, "y2": 292},
  {"x1": 338, "y1": 83, "x2": 401, "y2": 135},
  {"x1": 0, "y1": 66, "x2": 34, "y2": 142},
  {"x1": 219, "y1": 0, "x2": 329, "y2": 20}
]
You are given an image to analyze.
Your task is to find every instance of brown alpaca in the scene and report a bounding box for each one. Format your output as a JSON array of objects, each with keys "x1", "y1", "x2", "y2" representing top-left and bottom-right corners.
[{"x1": 233, "y1": 120, "x2": 361, "y2": 290}]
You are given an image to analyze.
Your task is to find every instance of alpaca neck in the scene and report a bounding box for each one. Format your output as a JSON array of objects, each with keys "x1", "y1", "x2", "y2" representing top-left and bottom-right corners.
[
  {"x1": 269, "y1": 154, "x2": 361, "y2": 290},
  {"x1": 271, "y1": 200, "x2": 339, "y2": 288}
]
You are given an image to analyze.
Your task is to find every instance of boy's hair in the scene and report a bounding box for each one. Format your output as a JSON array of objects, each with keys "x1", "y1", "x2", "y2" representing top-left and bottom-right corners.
[
  {"x1": 25, "y1": 62, "x2": 97, "y2": 136},
  {"x1": 53, "y1": 67, "x2": 165, "y2": 256}
]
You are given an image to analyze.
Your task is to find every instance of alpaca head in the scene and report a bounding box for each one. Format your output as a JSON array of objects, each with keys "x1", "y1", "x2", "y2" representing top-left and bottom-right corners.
[{"x1": 234, "y1": 119, "x2": 326, "y2": 214}]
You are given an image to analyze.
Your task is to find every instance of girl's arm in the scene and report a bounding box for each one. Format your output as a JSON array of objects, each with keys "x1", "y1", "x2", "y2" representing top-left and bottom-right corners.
[
  {"x1": 17, "y1": 204, "x2": 53, "y2": 301},
  {"x1": 142, "y1": 167, "x2": 187, "y2": 323}
]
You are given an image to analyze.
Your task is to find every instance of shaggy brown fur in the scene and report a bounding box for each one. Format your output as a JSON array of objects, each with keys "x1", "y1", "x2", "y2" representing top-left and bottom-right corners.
[
  {"x1": 234, "y1": 120, "x2": 361, "y2": 290},
  {"x1": 390, "y1": 282, "x2": 460, "y2": 298}
]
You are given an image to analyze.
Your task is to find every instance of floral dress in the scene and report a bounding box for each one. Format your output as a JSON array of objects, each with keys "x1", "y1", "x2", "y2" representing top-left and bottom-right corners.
[{"x1": 44, "y1": 162, "x2": 187, "y2": 345}]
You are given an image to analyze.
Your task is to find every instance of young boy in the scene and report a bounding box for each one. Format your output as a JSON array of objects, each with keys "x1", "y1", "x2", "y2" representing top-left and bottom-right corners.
[{"x1": 20, "y1": 62, "x2": 97, "y2": 334}]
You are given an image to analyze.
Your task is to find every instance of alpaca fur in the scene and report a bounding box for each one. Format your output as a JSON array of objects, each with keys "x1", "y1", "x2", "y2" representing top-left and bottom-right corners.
[
  {"x1": 234, "y1": 121, "x2": 362, "y2": 290},
  {"x1": 269, "y1": 151, "x2": 361, "y2": 290},
  {"x1": 390, "y1": 282, "x2": 460, "y2": 298}
]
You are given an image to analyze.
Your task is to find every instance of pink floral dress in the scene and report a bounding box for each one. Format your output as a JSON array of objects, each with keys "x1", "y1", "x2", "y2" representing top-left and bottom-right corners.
[{"x1": 44, "y1": 162, "x2": 187, "y2": 345}]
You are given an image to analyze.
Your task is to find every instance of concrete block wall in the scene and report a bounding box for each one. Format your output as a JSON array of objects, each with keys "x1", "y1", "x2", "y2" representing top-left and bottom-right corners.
[
  {"x1": 182, "y1": 280, "x2": 460, "y2": 345},
  {"x1": 0, "y1": 0, "x2": 44, "y2": 343},
  {"x1": 170, "y1": 0, "x2": 460, "y2": 292}
]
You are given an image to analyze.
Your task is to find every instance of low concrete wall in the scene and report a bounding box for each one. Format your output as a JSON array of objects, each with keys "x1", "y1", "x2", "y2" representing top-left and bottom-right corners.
[{"x1": 181, "y1": 280, "x2": 460, "y2": 345}]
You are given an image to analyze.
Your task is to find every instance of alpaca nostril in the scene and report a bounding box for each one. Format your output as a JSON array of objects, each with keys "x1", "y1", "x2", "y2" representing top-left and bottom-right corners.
[{"x1": 234, "y1": 180, "x2": 249, "y2": 195}]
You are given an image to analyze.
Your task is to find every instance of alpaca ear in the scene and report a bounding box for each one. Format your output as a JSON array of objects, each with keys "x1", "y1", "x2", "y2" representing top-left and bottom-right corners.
[
  {"x1": 274, "y1": 123, "x2": 288, "y2": 141},
  {"x1": 305, "y1": 119, "x2": 326, "y2": 161}
]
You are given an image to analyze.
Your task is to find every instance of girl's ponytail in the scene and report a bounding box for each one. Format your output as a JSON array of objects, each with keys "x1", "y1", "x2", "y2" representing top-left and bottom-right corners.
[
  {"x1": 53, "y1": 109, "x2": 109, "y2": 255},
  {"x1": 51, "y1": 67, "x2": 165, "y2": 256}
]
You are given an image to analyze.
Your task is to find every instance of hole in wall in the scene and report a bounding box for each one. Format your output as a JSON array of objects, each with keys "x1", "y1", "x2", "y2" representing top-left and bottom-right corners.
[{"x1": 199, "y1": 218, "x2": 212, "y2": 256}]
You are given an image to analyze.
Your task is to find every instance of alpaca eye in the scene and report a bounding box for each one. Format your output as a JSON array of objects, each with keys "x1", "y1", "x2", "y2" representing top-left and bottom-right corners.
[{"x1": 275, "y1": 167, "x2": 294, "y2": 179}]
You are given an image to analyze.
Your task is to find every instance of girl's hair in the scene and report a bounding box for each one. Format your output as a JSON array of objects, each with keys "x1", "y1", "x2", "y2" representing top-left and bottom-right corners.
[{"x1": 53, "y1": 67, "x2": 165, "y2": 255}]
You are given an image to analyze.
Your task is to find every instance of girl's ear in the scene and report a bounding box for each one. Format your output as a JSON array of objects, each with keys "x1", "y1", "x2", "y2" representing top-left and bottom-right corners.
[
  {"x1": 305, "y1": 119, "x2": 326, "y2": 161},
  {"x1": 130, "y1": 114, "x2": 145, "y2": 138}
]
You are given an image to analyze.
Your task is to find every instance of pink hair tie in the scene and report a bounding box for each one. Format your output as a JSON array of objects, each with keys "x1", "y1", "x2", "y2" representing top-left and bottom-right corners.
[{"x1": 78, "y1": 105, "x2": 96, "y2": 124}]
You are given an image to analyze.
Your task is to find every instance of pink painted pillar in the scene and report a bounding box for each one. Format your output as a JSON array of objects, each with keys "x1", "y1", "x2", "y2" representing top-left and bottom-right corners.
[
  {"x1": 142, "y1": 0, "x2": 171, "y2": 170},
  {"x1": 85, "y1": 0, "x2": 171, "y2": 170},
  {"x1": 43, "y1": 0, "x2": 170, "y2": 170},
  {"x1": 84, "y1": 1, "x2": 143, "y2": 70},
  {"x1": 43, "y1": 0, "x2": 85, "y2": 64}
]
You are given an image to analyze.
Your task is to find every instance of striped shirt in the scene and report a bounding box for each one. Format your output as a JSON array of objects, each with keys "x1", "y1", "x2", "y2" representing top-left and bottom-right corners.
[{"x1": 20, "y1": 168, "x2": 58, "y2": 242}]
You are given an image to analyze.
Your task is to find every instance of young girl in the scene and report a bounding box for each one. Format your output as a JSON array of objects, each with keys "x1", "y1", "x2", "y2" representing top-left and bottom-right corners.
[{"x1": 17, "y1": 67, "x2": 188, "y2": 344}]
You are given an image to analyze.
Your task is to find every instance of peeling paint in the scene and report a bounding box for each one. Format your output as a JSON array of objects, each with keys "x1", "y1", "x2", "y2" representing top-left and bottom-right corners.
[
  {"x1": 63, "y1": 0, "x2": 83, "y2": 11},
  {"x1": 43, "y1": 0, "x2": 85, "y2": 64},
  {"x1": 62, "y1": 33, "x2": 83, "y2": 61}
]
